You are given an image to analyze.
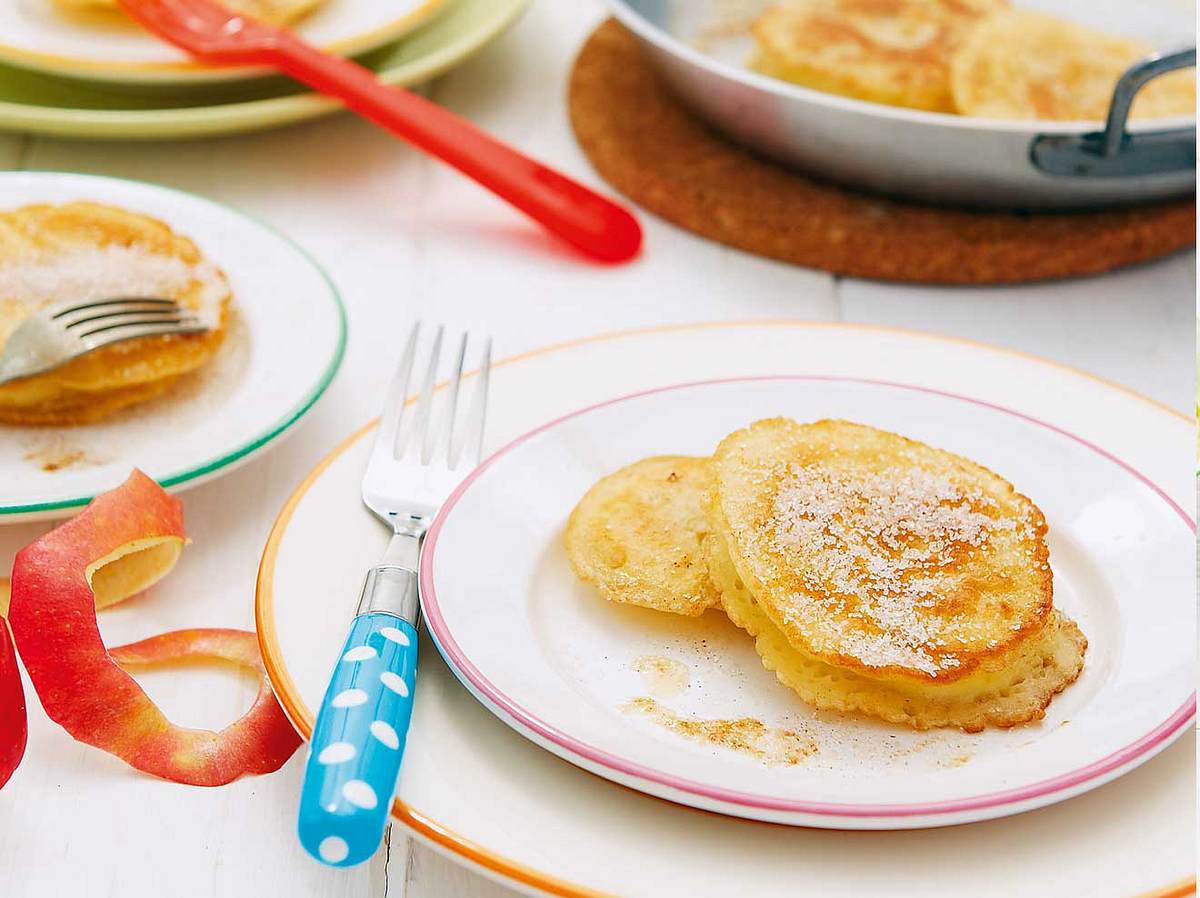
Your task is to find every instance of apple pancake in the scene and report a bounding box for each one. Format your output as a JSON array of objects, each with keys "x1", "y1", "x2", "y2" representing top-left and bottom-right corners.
[
  {"x1": 751, "y1": 0, "x2": 1008, "y2": 113},
  {"x1": 951, "y1": 9, "x2": 1197, "y2": 121},
  {"x1": 565, "y1": 456, "x2": 721, "y2": 617},
  {"x1": 0, "y1": 202, "x2": 230, "y2": 426},
  {"x1": 706, "y1": 530, "x2": 1085, "y2": 731},
  {"x1": 707, "y1": 418, "x2": 1056, "y2": 685},
  {"x1": 54, "y1": 0, "x2": 324, "y2": 27}
]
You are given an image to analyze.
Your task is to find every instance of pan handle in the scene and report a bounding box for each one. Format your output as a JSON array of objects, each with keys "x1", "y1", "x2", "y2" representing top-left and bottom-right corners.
[{"x1": 1029, "y1": 47, "x2": 1196, "y2": 179}]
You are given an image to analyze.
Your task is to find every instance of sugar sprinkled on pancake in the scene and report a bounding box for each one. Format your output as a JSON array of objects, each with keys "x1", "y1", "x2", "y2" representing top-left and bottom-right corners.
[
  {"x1": 708, "y1": 418, "x2": 1053, "y2": 683},
  {"x1": 767, "y1": 462, "x2": 1023, "y2": 675},
  {"x1": 565, "y1": 419, "x2": 1085, "y2": 731},
  {"x1": 707, "y1": 528, "x2": 1085, "y2": 732},
  {"x1": 0, "y1": 202, "x2": 231, "y2": 426},
  {"x1": 0, "y1": 245, "x2": 223, "y2": 341}
]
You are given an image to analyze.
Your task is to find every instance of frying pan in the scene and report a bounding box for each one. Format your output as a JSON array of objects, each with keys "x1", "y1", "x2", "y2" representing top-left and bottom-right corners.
[{"x1": 605, "y1": 0, "x2": 1196, "y2": 208}]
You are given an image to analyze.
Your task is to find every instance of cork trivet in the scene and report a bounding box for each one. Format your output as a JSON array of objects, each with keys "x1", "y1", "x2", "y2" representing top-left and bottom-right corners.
[{"x1": 568, "y1": 20, "x2": 1196, "y2": 284}]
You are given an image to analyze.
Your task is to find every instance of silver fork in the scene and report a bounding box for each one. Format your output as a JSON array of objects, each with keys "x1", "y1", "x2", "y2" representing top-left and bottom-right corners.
[
  {"x1": 0, "y1": 296, "x2": 210, "y2": 385},
  {"x1": 297, "y1": 322, "x2": 491, "y2": 869}
]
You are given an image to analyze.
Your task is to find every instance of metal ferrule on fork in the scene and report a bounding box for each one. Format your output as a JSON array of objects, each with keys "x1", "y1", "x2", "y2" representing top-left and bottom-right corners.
[{"x1": 355, "y1": 535, "x2": 422, "y2": 626}]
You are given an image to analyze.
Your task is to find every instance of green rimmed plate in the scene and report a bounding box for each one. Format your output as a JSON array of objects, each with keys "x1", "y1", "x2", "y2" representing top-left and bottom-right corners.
[
  {"x1": 0, "y1": 0, "x2": 528, "y2": 140},
  {"x1": 0, "y1": 171, "x2": 346, "y2": 522}
]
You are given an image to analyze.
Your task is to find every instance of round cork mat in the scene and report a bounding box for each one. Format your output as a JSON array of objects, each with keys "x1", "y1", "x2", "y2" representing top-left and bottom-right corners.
[{"x1": 568, "y1": 21, "x2": 1196, "y2": 284}]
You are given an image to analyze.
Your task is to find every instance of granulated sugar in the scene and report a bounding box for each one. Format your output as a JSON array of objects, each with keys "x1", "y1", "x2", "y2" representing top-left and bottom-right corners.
[
  {"x1": 0, "y1": 245, "x2": 226, "y2": 333},
  {"x1": 764, "y1": 463, "x2": 1019, "y2": 674}
]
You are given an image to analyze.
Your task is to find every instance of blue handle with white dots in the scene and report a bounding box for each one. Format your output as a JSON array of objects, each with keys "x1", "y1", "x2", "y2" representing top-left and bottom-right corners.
[{"x1": 298, "y1": 610, "x2": 417, "y2": 867}]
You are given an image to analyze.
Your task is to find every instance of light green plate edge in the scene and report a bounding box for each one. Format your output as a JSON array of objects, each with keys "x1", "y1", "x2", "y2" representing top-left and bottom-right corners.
[{"x1": 0, "y1": 0, "x2": 530, "y2": 141}]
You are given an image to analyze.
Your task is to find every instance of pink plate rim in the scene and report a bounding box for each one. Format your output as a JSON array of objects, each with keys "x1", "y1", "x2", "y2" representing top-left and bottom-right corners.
[{"x1": 418, "y1": 375, "x2": 1196, "y2": 819}]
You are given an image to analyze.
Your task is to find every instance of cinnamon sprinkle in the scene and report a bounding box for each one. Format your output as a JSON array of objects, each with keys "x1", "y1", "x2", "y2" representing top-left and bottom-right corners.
[{"x1": 624, "y1": 697, "x2": 817, "y2": 765}]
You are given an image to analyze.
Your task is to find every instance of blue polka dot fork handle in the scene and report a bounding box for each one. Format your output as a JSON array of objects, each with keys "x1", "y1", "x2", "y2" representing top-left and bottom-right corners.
[{"x1": 298, "y1": 322, "x2": 491, "y2": 868}]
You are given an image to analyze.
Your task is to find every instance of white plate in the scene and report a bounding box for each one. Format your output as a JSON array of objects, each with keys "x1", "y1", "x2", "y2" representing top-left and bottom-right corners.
[
  {"x1": 0, "y1": 0, "x2": 445, "y2": 85},
  {"x1": 0, "y1": 171, "x2": 345, "y2": 523},
  {"x1": 259, "y1": 323, "x2": 1196, "y2": 894},
  {"x1": 420, "y1": 376, "x2": 1194, "y2": 828}
]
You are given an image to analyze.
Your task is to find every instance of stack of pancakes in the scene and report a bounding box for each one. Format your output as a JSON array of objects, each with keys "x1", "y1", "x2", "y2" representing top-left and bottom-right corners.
[
  {"x1": 566, "y1": 418, "x2": 1086, "y2": 733},
  {"x1": 751, "y1": 0, "x2": 1195, "y2": 120},
  {"x1": 0, "y1": 202, "x2": 231, "y2": 426}
]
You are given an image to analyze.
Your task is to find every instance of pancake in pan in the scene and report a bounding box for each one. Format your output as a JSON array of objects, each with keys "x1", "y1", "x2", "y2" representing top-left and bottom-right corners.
[
  {"x1": 951, "y1": 9, "x2": 1196, "y2": 121},
  {"x1": 751, "y1": 0, "x2": 1009, "y2": 112}
]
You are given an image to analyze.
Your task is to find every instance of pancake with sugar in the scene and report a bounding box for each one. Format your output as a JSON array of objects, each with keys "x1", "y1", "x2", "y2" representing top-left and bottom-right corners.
[
  {"x1": 706, "y1": 529, "x2": 1085, "y2": 731},
  {"x1": 0, "y1": 202, "x2": 230, "y2": 426},
  {"x1": 566, "y1": 428, "x2": 1086, "y2": 730},
  {"x1": 707, "y1": 418, "x2": 1057, "y2": 684}
]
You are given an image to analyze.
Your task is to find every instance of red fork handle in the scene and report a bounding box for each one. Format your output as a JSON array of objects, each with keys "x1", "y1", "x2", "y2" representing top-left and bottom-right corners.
[{"x1": 269, "y1": 37, "x2": 642, "y2": 263}]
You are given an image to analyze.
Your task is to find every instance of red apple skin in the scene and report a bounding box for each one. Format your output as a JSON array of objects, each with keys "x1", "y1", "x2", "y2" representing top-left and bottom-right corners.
[
  {"x1": 9, "y1": 470, "x2": 300, "y2": 786},
  {"x1": 0, "y1": 617, "x2": 26, "y2": 790},
  {"x1": 107, "y1": 628, "x2": 301, "y2": 782}
]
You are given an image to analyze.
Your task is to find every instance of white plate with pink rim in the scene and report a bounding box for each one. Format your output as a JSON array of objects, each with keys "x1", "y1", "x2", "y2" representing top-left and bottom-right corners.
[
  {"x1": 418, "y1": 377, "x2": 1195, "y2": 830},
  {"x1": 0, "y1": 171, "x2": 345, "y2": 524},
  {"x1": 259, "y1": 322, "x2": 1195, "y2": 894}
]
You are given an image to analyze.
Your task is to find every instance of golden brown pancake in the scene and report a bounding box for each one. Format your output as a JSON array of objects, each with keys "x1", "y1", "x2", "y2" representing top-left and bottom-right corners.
[
  {"x1": 565, "y1": 456, "x2": 721, "y2": 616},
  {"x1": 707, "y1": 528, "x2": 1085, "y2": 731},
  {"x1": 951, "y1": 9, "x2": 1196, "y2": 121},
  {"x1": 751, "y1": 0, "x2": 1008, "y2": 113},
  {"x1": 0, "y1": 202, "x2": 230, "y2": 426},
  {"x1": 707, "y1": 418, "x2": 1054, "y2": 684}
]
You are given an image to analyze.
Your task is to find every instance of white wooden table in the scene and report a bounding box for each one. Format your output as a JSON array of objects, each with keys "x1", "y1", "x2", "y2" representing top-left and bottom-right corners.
[{"x1": 0, "y1": 2, "x2": 1193, "y2": 896}]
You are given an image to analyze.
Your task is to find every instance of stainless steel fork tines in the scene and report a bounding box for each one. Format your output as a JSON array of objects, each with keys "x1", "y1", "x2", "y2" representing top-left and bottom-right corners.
[
  {"x1": 361, "y1": 322, "x2": 492, "y2": 594},
  {"x1": 0, "y1": 296, "x2": 210, "y2": 385}
]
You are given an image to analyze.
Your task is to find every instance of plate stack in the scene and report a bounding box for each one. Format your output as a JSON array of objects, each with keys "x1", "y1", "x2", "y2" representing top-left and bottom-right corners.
[
  {"x1": 259, "y1": 322, "x2": 1196, "y2": 898},
  {"x1": 0, "y1": 0, "x2": 527, "y2": 140}
]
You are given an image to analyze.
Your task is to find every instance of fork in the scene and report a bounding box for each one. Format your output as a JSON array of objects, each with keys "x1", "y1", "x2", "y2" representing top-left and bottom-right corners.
[
  {"x1": 297, "y1": 322, "x2": 490, "y2": 868},
  {"x1": 0, "y1": 297, "x2": 209, "y2": 385},
  {"x1": 116, "y1": 0, "x2": 643, "y2": 264}
]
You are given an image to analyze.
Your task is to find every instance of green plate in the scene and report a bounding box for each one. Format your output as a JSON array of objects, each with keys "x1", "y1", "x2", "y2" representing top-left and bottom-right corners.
[{"x1": 0, "y1": 0, "x2": 529, "y2": 141}]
